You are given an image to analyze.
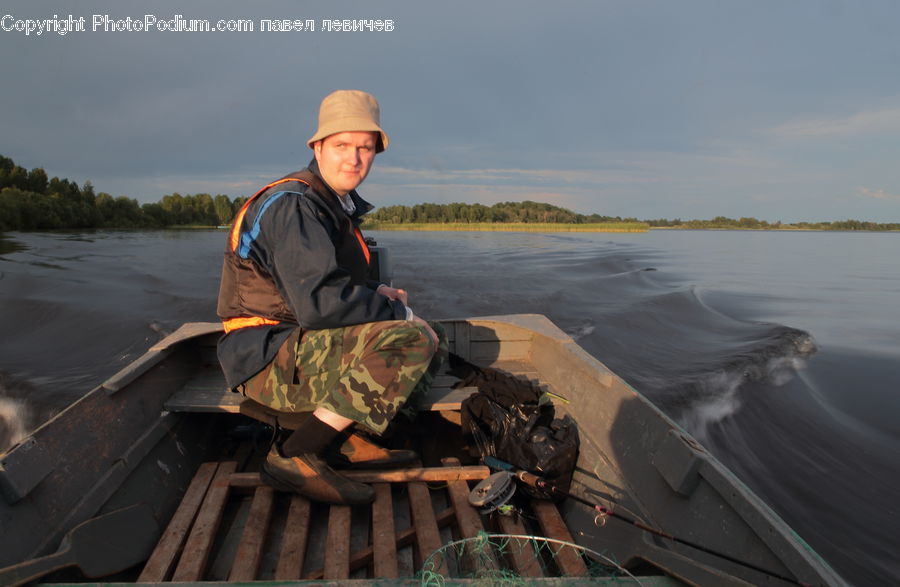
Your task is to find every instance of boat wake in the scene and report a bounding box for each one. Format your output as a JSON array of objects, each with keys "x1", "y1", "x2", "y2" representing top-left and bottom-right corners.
[
  {"x1": 0, "y1": 376, "x2": 33, "y2": 454},
  {"x1": 675, "y1": 353, "x2": 814, "y2": 441},
  {"x1": 556, "y1": 279, "x2": 819, "y2": 443}
]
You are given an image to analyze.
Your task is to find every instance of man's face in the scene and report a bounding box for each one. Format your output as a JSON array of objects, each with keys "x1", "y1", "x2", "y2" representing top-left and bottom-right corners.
[{"x1": 313, "y1": 131, "x2": 378, "y2": 196}]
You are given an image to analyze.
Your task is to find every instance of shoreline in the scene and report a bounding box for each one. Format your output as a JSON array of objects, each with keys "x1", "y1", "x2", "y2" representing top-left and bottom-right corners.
[
  {"x1": 3, "y1": 225, "x2": 899, "y2": 235},
  {"x1": 359, "y1": 223, "x2": 900, "y2": 233},
  {"x1": 359, "y1": 222, "x2": 648, "y2": 233},
  {"x1": 649, "y1": 226, "x2": 900, "y2": 232}
]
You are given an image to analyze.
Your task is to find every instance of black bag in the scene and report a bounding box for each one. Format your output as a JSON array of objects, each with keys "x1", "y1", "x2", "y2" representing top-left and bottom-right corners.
[{"x1": 452, "y1": 354, "x2": 579, "y2": 500}]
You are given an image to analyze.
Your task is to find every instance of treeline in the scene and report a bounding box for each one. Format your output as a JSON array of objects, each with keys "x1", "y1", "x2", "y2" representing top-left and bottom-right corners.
[
  {"x1": 367, "y1": 204, "x2": 900, "y2": 231},
  {"x1": 646, "y1": 216, "x2": 900, "y2": 231},
  {"x1": 0, "y1": 155, "x2": 246, "y2": 231},
  {"x1": 3, "y1": 155, "x2": 898, "y2": 232},
  {"x1": 365, "y1": 200, "x2": 637, "y2": 225}
]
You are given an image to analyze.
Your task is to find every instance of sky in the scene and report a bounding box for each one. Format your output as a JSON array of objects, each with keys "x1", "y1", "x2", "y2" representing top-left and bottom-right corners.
[{"x1": 2, "y1": 0, "x2": 900, "y2": 223}]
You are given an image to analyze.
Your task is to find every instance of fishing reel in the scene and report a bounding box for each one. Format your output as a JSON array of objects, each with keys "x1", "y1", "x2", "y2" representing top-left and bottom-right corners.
[{"x1": 468, "y1": 471, "x2": 517, "y2": 514}]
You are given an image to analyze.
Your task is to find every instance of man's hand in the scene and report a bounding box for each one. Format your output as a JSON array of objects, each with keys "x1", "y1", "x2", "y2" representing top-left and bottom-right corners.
[{"x1": 376, "y1": 284, "x2": 408, "y2": 306}]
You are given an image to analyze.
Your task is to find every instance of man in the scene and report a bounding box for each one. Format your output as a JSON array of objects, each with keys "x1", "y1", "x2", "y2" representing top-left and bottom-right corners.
[{"x1": 217, "y1": 90, "x2": 441, "y2": 505}]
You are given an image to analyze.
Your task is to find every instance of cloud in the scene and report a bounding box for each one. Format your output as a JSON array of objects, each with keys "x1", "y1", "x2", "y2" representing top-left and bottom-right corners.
[
  {"x1": 768, "y1": 105, "x2": 900, "y2": 140},
  {"x1": 375, "y1": 147, "x2": 796, "y2": 194},
  {"x1": 857, "y1": 187, "x2": 900, "y2": 201}
]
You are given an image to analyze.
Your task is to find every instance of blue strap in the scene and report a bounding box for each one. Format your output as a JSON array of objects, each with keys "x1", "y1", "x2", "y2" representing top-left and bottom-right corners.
[{"x1": 238, "y1": 190, "x2": 302, "y2": 258}]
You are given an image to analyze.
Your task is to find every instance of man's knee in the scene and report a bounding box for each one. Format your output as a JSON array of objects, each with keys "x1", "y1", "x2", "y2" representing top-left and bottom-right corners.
[
  {"x1": 407, "y1": 321, "x2": 437, "y2": 355},
  {"x1": 361, "y1": 319, "x2": 427, "y2": 348},
  {"x1": 371, "y1": 321, "x2": 436, "y2": 365}
]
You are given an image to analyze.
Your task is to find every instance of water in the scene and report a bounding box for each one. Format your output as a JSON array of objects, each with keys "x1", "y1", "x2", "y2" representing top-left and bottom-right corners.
[{"x1": 1, "y1": 229, "x2": 898, "y2": 585}]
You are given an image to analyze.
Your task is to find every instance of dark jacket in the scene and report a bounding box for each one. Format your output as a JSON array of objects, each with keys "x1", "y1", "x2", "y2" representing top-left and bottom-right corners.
[{"x1": 216, "y1": 160, "x2": 406, "y2": 389}]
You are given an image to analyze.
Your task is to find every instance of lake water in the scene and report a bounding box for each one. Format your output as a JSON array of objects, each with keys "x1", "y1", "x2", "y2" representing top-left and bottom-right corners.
[{"x1": 1, "y1": 228, "x2": 898, "y2": 585}]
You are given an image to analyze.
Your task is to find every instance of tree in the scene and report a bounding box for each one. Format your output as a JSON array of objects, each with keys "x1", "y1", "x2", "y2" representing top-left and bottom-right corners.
[
  {"x1": 141, "y1": 202, "x2": 169, "y2": 227},
  {"x1": 161, "y1": 193, "x2": 185, "y2": 222},
  {"x1": 4, "y1": 165, "x2": 27, "y2": 191},
  {"x1": 192, "y1": 193, "x2": 217, "y2": 225},
  {"x1": 27, "y1": 168, "x2": 48, "y2": 194},
  {"x1": 214, "y1": 194, "x2": 233, "y2": 225},
  {"x1": 0, "y1": 189, "x2": 24, "y2": 230}
]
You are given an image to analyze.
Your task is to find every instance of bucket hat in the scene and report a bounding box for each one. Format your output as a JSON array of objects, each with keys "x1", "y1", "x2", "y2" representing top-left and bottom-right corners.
[{"x1": 307, "y1": 90, "x2": 388, "y2": 153}]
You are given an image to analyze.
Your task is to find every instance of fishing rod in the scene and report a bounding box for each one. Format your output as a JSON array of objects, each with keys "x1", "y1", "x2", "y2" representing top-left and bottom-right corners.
[{"x1": 481, "y1": 458, "x2": 813, "y2": 587}]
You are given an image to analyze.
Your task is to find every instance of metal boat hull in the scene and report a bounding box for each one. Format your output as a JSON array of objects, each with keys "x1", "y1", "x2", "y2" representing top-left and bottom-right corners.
[{"x1": 0, "y1": 315, "x2": 845, "y2": 585}]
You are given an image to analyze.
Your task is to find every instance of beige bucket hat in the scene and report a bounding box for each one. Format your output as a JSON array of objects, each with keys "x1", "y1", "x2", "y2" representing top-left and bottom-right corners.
[{"x1": 307, "y1": 90, "x2": 389, "y2": 153}]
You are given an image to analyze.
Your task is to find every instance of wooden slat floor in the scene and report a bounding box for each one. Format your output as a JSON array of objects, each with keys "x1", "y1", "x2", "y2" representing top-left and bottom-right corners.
[{"x1": 139, "y1": 459, "x2": 589, "y2": 582}]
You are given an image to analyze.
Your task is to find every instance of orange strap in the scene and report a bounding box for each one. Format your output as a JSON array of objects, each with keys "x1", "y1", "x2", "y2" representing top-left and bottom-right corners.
[
  {"x1": 354, "y1": 227, "x2": 371, "y2": 265},
  {"x1": 222, "y1": 316, "x2": 281, "y2": 334}
]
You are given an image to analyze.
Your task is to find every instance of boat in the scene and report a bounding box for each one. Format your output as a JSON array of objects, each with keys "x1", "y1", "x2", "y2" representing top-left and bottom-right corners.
[{"x1": 0, "y1": 314, "x2": 847, "y2": 586}]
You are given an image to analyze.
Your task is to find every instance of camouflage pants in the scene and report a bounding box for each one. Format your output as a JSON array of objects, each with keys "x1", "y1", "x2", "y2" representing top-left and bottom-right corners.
[{"x1": 240, "y1": 321, "x2": 447, "y2": 434}]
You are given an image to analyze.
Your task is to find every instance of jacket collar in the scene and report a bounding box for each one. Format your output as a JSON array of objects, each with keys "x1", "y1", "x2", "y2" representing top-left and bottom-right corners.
[{"x1": 307, "y1": 158, "x2": 375, "y2": 218}]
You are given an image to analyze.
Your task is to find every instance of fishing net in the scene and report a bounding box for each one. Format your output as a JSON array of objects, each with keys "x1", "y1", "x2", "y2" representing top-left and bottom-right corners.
[{"x1": 417, "y1": 531, "x2": 643, "y2": 585}]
